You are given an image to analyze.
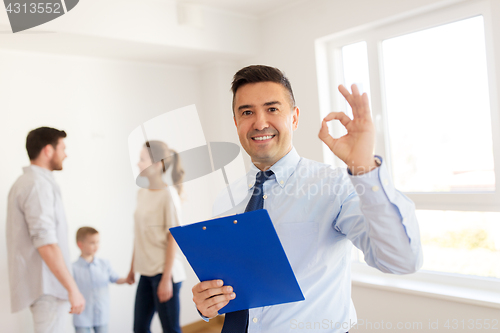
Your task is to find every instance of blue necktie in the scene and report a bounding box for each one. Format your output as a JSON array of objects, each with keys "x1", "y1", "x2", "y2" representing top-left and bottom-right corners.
[{"x1": 221, "y1": 170, "x2": 274, "y2": 333}]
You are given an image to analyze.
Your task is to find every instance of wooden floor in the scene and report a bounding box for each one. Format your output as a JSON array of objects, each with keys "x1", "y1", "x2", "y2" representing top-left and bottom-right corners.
[{"x1": 182, "y1": 316, "x2": 224, "y2": 333}]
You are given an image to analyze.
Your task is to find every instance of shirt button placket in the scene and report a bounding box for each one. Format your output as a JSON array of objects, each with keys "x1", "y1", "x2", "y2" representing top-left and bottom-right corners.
[
  {"x1": 249, "y1": 308, "x2": 263, "y2": 333},
  {"x1": 91, "y1": 265, "x2": 94, "y2": 325}
]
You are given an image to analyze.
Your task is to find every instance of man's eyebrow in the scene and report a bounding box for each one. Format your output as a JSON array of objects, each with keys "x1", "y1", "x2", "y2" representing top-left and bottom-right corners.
[
  {"x1": 237, "y1": 101, "x2": 282, "y2": 111},
  {"x1": 238, "y1": 104, "x2": 254, "y2": 111},
  {"x1": 263, "y1": 101, "x2": 281, "y2": 106}
]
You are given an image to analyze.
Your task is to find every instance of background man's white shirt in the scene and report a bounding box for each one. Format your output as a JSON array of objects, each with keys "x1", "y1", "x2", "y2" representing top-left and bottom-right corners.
[{"x1": 6, "y1": 165, "x2": 71, "y2": 313}]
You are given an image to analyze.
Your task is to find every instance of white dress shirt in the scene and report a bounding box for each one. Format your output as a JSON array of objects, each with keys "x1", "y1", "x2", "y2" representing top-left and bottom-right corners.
[
  {"x1": 6, "y1": 165, "x2": 71, "y2": 313},
  {"x1": 211, "y1": 147, "x2": 423, "y2": 333}
]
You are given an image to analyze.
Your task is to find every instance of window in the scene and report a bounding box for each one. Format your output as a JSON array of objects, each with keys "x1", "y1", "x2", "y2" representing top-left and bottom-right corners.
[
  {"x1": 418, "y1": 210, "x2": 500, "y2": 278},
  {"x1": 383, "y1": 16, "x2": 494, "y2": 194},
  {"x1": 341, "y1": 41, "x2": 372, "y2": 118},
  {"x1": 316, "y1": 0, "x2": 500, "y2": 280}
]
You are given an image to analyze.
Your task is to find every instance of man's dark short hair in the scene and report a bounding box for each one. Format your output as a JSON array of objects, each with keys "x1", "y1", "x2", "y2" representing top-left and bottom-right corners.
[
  {"x1": 26, "y1": 127, "x2": 67, "y2": 160},
  {"x1": 231, "y1": 65, "x2": 296, "y2": 113}
]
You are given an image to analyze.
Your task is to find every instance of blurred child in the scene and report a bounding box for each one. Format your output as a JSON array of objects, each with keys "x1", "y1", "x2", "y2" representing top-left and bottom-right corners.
[{"x1": 72, "y1": 227, "x2": 131, "y2": 333}]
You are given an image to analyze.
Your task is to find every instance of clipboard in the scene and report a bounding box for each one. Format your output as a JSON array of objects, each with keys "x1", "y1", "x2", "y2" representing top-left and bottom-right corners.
[{"x1": 170, "y1": 209, "x2": 305, "y2": 314}]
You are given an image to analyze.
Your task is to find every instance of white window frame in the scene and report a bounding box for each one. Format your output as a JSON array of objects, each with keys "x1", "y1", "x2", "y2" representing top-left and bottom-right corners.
[
  {"x1": 316, "y1": 0, "x2": 500, "y2": 212},
  {"x1": 315, "y1": 0, "x2": 500, "y2": 306}
]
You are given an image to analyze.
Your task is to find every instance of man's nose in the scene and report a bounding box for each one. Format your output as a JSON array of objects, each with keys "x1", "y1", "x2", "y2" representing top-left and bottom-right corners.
[{"x1": 253, "y1": 111, "x2": 269, "y2": 131}]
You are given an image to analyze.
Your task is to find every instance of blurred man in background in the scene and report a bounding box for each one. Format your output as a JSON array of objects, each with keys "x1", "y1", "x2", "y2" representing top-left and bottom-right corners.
[{"x1": 6, "y1": 127, "x2": 85, "y2": 333}]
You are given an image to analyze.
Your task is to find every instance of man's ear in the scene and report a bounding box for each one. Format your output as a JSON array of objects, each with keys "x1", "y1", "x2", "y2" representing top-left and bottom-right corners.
[
  {"x1": 292, "y1": 106, "x2": 300, "y2": 130},
  {"x1": 42, "y1": 144, "x2": 55, "y2": 159},
  {"x1": 233, "y1": 116, "x2": 237, "y2": 127}
]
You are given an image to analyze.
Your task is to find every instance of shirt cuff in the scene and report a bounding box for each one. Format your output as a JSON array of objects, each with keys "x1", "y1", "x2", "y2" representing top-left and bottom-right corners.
[
  {"x1": 346, "y1": 156, "x2": 381, "y2": 176},
  {"x1": 347, "y1": 156, "x2": 396, "y2": 206},
  {"x1": 31, "y1": 230, "x2": 58, "y2": 249},
  {"x1": 197, "y1": 309, "x2": 218, "y2": 322}
]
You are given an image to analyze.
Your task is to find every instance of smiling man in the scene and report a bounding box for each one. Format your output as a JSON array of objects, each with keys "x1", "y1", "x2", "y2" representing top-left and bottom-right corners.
[
  {"x1": 192, "y1": 65, "x2": 423, "y2": 333},
  {"x1": 234, "y1": 80, "x2": 298, "y2": 171}
]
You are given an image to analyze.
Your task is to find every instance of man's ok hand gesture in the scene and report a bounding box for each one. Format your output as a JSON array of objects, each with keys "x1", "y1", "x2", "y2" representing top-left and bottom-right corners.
[{"x1": 318, "y1": 84, "x2": 378, "y2": 175}]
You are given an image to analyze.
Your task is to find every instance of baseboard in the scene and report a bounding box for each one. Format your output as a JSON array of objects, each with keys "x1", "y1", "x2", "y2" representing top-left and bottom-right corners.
[{"x1": 182, "y1": 316, "x2": 224, "y2": 333}]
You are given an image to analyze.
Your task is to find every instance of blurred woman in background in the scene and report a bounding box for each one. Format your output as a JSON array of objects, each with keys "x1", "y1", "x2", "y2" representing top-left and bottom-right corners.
[{"x1": 127, "y1": 140, "x2": 186, "y2": 333}]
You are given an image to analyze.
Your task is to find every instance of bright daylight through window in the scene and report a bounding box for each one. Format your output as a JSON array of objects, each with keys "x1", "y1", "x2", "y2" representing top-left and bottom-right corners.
[
  {"x1": 383, "y1": 16, "x2": 494, "y2": 193},
  {"x1": 335, "y1": 15, "x2": 499, "y2": 279}
]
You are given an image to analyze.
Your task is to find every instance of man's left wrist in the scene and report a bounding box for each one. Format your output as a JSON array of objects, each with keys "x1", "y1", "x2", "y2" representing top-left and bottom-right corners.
[{"x1": 349, "y1": 157, "x2": 381, "y2": 175}]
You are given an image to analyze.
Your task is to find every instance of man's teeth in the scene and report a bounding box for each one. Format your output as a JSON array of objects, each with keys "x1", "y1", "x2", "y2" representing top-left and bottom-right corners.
[{"x1": 253, "y1": 135, "x2": 274, "y2": 141}]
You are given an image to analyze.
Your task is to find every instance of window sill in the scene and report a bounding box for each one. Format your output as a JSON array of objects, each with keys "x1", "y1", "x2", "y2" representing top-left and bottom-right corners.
[{"x1": 351, "y1": 263, "x2": 500, "y2": 309}]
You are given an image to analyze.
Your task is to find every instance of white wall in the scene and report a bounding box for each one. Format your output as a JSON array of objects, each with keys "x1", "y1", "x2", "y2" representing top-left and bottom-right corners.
[
  {"x1": 351, "y1": 286, "x2": 500, "y2": 332},
  {"x1": 198, "y1": 62, "x2": 254, "y2": 167},
  {"x1": 245, "y1": 0, "x2": 500, "y2": 331},
  {"x1": 0, "y1": 50, "x2": 207, "y2": 332}
]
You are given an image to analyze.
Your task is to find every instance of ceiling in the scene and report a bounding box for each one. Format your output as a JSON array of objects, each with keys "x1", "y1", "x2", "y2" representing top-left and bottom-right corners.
[
  {"x1": 0, "y1": 27, "x2": 250, "y2": 66},
  {"x1": 0, "y1": 0, "x2": 306, "y2": 65},
  {"x1": 177, "y1": 0, "x2": 303, "y2": 17}
]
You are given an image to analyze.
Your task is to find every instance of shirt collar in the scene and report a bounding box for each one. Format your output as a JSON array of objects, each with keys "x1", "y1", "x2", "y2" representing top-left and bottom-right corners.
[
  {"x1": 246, "y1": 147, "x2": 301, "y2": 190},
  {"x1": 77, "y1": 256, "x2": 96, "y2": 266},
  {"x1": 24, "y1": 165, "x2": 56, "y2": 183}
]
